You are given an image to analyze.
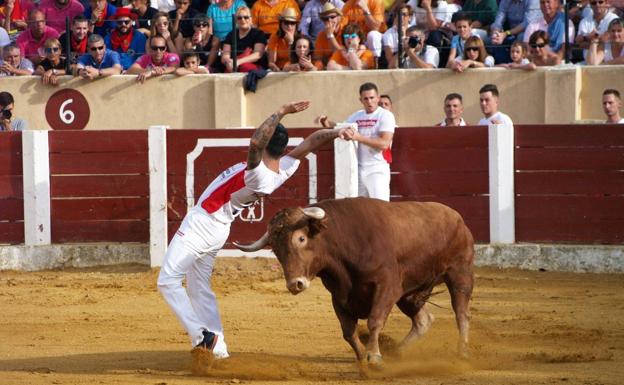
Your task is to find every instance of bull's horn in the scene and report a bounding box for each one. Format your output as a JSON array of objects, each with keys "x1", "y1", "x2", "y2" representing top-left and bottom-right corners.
[
  {"x1": 233, "y1": 232, "x2": 269, "y2": 252},
  {"x1": 302, "y1": 207, "x2": 326, "y2": 219}
]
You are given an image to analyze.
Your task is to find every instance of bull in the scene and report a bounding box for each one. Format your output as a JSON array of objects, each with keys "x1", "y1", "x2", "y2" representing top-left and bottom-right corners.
[{"x1": 235, "y1": 197, "x2": 474, "y2": 369}]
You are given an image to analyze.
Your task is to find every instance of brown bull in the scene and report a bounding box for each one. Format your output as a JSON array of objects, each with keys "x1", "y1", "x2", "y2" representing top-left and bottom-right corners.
[{"x1": 236, "y1": 197, "x2": 474, "y2": 368}]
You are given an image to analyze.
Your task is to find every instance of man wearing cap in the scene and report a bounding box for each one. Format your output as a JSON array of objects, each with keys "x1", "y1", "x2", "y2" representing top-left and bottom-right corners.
[
  {"x1": 105, "y1": 8, "x2": 146, "y2": 70},
  {"x1": 313, "y1": 2, "x2": 346, "y2": 67},
  {"x1": 38, "y1": 0, "x2": 84, "y2": 34},
  {"x1": 300, "y1": 0, "x2": 344, "y2": 40},
  {"x1": 251, "y1": 0, "x2": 300, "y2": 36},
  {"x1": 341, "y1": 0, "x2": 385, "y2": 61}
]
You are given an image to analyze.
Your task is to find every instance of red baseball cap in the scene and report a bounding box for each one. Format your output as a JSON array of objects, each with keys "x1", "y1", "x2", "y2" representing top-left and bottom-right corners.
[{"x1": 112, "y1": 8, "x2": 138, "y2": 20}]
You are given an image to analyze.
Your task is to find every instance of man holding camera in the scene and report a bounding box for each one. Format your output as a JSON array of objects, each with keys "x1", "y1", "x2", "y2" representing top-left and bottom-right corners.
[
  {"x1": 0, "y1": 91, "x2": 28, "y2": 131},
  {"x1": 403, "y1": 26, "x2": 439, "y2": 68}
]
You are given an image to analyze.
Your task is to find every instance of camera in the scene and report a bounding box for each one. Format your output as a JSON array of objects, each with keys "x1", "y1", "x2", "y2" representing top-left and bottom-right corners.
[
  {"x1": 1, "y1": 109, "x2": 12, "y2": 120},
  {"x1": 408, "y1": 35, "x2": 420, "y2": 49}
]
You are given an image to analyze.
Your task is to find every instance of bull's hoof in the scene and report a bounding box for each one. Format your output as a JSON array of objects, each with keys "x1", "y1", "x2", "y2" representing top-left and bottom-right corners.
[
  {"x1": 357, "y1": 359, "x2": 369, "y2": 378},
  {"x1": 367, "y1": 353, "x2": 384, "y2": 370}
]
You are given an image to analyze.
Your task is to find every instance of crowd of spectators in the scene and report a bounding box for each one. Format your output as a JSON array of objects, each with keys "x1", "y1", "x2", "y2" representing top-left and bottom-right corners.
[{"x1": 0, "y1": 0, "x2": 622, "y2": 77}]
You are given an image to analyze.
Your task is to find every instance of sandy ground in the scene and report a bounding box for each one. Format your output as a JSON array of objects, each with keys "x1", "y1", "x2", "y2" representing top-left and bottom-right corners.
[{"x1": 1, "y1": 257, "x2": 623, "y2": 385}]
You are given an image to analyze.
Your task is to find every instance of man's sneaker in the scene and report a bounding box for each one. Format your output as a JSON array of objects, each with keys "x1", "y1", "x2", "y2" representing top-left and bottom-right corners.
[{"x1": 196, "y1": 330, "x2": 218, "y2": 351}]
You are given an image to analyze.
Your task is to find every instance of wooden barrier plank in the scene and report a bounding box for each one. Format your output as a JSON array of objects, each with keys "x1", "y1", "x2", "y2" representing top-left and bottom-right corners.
[
  {"x1": 51, "y1": 175, "x2": 149, "y2": 197},
  {"x1": 0, "y1": 222, "x2": 24, "y2": 244},
  {"x1": 0, "y1": 131, "x2": 22, "y2": 151},
  {"x1": 51, "y1": 198, "x2": 149, "y2": 220},
  {"x1": 516, "y1": 171, "x2": 624, "y2": 195},
  {"x1": 49, "y1": 131, "x2": 148, "y2": 153},
  {"x1": 391, "y1": 171, "x2": 488, "y2": 196},
  {"x1": 394, "y1": 126, "x2": 488, "y2": 149},
  {"x1": 50, "y1": 152, "x2": 148, "y2": 174},
  {"x1": 516, "y1": 218, "x2": 624, "y2": 244},
  {"x1": 515, "y1": 148, "x2": 624, "y2": 171},
  {"x1": 392, "y1": 195, "x2": 489, "y2": 219},
  {"x1": 515, "y1": 125, "x2": 624, "y2": 147},
  {"x1": 0, "y1": 153, "x2": 23, "y2": 176},
  {"x1": 392, "y1": 149, "x2": 488, "y2": 172},
  {"x1": 52, "y1": 220, "x2": 148, "y2": 243},
  {"x1": 0, "y1": 175, "x2": 23, "y2": 198},
  {"x1": 0, "y1": 198, "x2": 24, "y2": 221},
  {"x1": 516, "y1": 196, "x2": 624, "y2": 220}
]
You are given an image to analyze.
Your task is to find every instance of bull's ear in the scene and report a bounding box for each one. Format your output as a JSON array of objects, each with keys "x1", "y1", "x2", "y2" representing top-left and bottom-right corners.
[{"x1": 306, "y1": 217, "x2": 327, "y2": 238}]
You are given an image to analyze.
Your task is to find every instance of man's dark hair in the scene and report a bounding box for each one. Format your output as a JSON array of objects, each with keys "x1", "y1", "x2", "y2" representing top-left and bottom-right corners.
[
  {"x1": 380, "y1": 94, "x2": 392, "y2": 103},
  {"x1": 452, "y1": 11, "x2": 471, "y2": 24},
  {"x1": 0, "y1": 92, "x2": 15, "y2": 108},
  {"x1": 73, "y1": 15, "x2": 88, "y2": 24},
  {"x1": 266, "y1": 123, "x2": 289, "y2": 158},
  {"x1": 444, "y1": 93, "x2": 463, "y2": 103},
  {"x1": 182, "y1": 52, "x2": 200, "y2": 61},
  {"x1": 603, "y1": 88, "x2": 621, "y2": 99},
  {"x1": 479, "y1": 84, "x2": 499, "y2": 97},
  {"x1": 359, "y1": 82, "x2": 378, "y2": 95}
]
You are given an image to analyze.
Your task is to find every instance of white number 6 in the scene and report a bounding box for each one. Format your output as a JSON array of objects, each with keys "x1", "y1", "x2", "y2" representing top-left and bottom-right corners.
[{"x1": 59, "y1": 99, "x2": 75, "y2": 125}]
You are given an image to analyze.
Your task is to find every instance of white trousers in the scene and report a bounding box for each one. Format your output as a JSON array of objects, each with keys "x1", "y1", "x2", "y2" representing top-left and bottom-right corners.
[
  {"x1": 157, "y1": 208, "x2": 230, "y2": 357},
  {"x1": 358, "y1": 164, "x2": 391, "y2": 201}
]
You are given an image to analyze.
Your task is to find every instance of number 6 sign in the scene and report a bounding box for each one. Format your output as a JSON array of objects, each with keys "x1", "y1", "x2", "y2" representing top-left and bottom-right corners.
[{"x1": 45, "y1": 89, "x2": 90, "y2": 130}]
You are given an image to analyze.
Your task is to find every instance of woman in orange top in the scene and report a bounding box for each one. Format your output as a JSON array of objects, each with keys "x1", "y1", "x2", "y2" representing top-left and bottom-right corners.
[
  {"x1": 267, "y1": 8, "x2": 298, "y2": 71},
  {"x1": 327, "y1": 23, "x2": 375, "y2": 70}
]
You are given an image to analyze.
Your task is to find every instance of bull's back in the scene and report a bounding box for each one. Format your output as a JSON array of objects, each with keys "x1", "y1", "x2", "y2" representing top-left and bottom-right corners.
[{"x1": 314, "y1": 198, "x2": 474, "y2": 274}]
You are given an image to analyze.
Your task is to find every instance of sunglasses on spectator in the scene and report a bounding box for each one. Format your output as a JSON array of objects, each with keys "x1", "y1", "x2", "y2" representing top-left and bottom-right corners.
[
  {"x1": 45, "y1": 47, "x2": 60, "y2": 53},
  {"x1": 343, "y1": 33, "x2": 358, "y2": 40},
  {"x1": 465, "y1": 46, "x2": 479, "y2": 52},
  {"x1": 194, "y1": 22, "x2": 209, "y2": 27},
  {"x1": 400, "y1": 12, "x2": 410, "y2": 16},
  {"x1": 90, "y1": 45, "x2": 105, "y2": 51},
  {"x1": 283, "y1": 21, "x2": 297, "y2": 26},
  {"x1": 321, "y1": 15, "x2": 338, "y2": 21},
  {"x1": 590, "y1": 0, "x2": 604, "y2": 5},
  {"x1": 151, "y1": 45, "x2": 167, "y2": 51},
  {"x1": 118, "y1": 19, "x2": 132, "y2": 25},
  {"x1": 237, "y1": 15, "x2": 251, "y2": 20},
  {"x1": 530, "y1": 43, "x2": 546, "y2": 48}
]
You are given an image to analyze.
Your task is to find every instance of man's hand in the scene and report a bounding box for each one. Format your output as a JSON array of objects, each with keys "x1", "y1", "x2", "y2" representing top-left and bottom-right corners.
[
  {"x1": 324, "y1": 17, "x2": 337, "y2": 34},
  {"x1": 316, "y1": 115, "x2": 329, "y2": 127},
  {"x1": 42, "y1": 70, "x2": 58, "y2": 85},
  {"x1": 137, "y1": 70, "x2": 152, "y2": 83},
  {"x1": 420, "y1": 0, "x2": 432, "y2": 10},
  {"x1": 0, "y1": 62, "x2": 16, "y2": 74},
  {"x1": 280, "y1": 100, "x2": 311, "y2": 115},
  {"x1": 337, "y1": 127, "x2": 355, "y2": 140},
  {"x1": 490, "y1": 30, "x2": 504, "y2": 45}
]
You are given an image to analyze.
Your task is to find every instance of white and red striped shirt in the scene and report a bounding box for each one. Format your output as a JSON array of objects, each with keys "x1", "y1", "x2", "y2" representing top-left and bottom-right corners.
[{"x1": 195, "y1": 156, "x2": 300, "y2": 223}]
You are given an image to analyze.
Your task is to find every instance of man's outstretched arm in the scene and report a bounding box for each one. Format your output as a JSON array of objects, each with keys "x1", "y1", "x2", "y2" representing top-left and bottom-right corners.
[
  {"x1": 247, "y1": 100, "x2": 311, "y2": 170},
  {"x1": 286, "y1": 128, "x2": 355, "y2": 160}
]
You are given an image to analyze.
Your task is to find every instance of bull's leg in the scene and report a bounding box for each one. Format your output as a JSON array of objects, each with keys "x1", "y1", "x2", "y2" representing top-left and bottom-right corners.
[
  {"x1": 366, "y1": 282, "x2": 402, "y2": 367},
  {"x1": 445, "y1": 267, "x2": 474, "y2": 359},
  {"x1": 331, "y1": 297, "x2": 366, "y2": 364},
  {"x1": 396, "y1": 300, "x2": 435, "y2": 351}
]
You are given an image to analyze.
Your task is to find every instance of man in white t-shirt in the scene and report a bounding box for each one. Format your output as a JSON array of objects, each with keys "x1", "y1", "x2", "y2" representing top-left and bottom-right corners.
[
  {"x1": 477, "y1": 84, "x2": 514, "y2": 127},
  {"x1": 575, "y1": 0, "x2": 618, "y2": 59},
  {"x1": 319, "y1": 82, "x2": 396, "y2": 201},
  {"x1": 438, "y1": 92, "x2": 467, "y2": 126},
  {"x1": 157, "y1": 100, "x2": 355, "y2": 371},
  {"x1": 603, "y1": 88, "x2": 624, "y2": 124}
]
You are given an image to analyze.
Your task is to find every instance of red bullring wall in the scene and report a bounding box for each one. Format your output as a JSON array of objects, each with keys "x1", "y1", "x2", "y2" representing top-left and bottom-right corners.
[{"x1": 1, "y1": 125, "x2": 622, "y2": 246}]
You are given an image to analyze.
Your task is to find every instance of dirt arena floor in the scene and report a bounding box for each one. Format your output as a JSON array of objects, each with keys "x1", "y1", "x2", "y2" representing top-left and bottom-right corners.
[{"x1": 1, "y1": 257, "x2": 623, "y2": 385}]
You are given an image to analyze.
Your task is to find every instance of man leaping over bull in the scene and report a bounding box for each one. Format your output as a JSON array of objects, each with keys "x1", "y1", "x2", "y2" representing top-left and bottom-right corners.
[{"x1": 157, "y1": 100, "x2": 355, "y2": 371}]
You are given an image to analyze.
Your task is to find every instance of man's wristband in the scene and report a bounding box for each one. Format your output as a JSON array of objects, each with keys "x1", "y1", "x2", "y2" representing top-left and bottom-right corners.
[
  {"x1": 363, "y1": 10, "x2": 371, "y2": 15},
  {"x1": 327, "y1": 33, "x2": 334, "y2": 39},
  {"x1": 504, "y1": 30, "x2": 510, "y2": 36}
]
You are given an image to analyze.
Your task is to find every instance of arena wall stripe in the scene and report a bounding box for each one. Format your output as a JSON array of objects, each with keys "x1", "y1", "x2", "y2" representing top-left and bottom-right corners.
[
  {"x1": 51, "y1": 198, "x2": 149, "y2": 221},
  {"x1": 51, "y1": 220, "x2": 149, "y2": 243},
  {"x1": 50, "y1": 175, "x2": 150, "y2": 197},
  {"x1": 515, "y1": 148, "x2": 624, "y2": 171},
  {"x1": 48, "y1": 130, "x2": 148, "y2": 153},
  {"x1": 0, "y1": 198, "x2": 24, "y2": 221},
  {"x1": 391, "y1": 149, "x2": 489, "y2": 172},
  {"x1": 0, "y1": 176, "x2": 23, "y2": 198},
  {"x1": 394, "y1": 126, "x2": 488, "y2": 149},
  {"x1": 515, "y1": 171, "x2": 624, "y2": 195},
  {"x1": 515, "y1": 124, "x2": 624, "y2": 147},
  {"x1": 49, "y1": 152, "x2": 148, "y2": 175},
  {"x1": 0, "y1": 223, "x2": 24, "y2": 245}
]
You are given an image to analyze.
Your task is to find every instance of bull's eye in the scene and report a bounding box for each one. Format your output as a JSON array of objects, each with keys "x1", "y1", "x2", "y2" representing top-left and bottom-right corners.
[{"x1": 298, "y1": 236, "x2": 305, "y2": 243}]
